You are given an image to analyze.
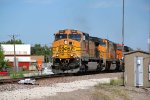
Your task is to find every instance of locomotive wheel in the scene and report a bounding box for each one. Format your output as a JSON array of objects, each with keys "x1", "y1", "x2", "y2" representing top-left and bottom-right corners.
[
  {"x1": 80, "y1": 64, "x2": 87, "y2": 73},
  {"x1": 97, "y1": 63, "x2": 103, "y2": 72},
  {"x1": 119, "y1": 62, "x2": 125, "y2": 72},
  {"x1": 115, "y1": 62, "x2": 120, "y2": 71},
  {"x1": 105, "y1": 62, "x2": 111, "y2": 71}
]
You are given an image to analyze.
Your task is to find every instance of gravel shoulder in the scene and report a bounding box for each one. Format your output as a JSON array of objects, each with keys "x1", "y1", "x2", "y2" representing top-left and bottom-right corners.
[
  {"x1": 0, "y1": 78, "x2": 116, "y2": 100},
  {"x1": 39, "y1": 86, "x2": 150, "y2": 100},
  {"x1": 0, "y1": 72, "x2": 121, "y2": 92},
  {"x1": 0, "y1": 72, "x2": 149, "y2": 100}
]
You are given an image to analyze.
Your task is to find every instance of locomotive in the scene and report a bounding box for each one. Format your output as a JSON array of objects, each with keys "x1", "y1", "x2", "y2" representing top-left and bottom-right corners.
[{"x1": 51, "y1": 29, "x2": 131, "y2": 74}]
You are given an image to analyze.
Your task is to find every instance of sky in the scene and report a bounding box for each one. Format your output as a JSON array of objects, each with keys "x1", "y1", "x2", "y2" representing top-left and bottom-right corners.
[{"x1": 0, "y1": 0, "x2": 150, "y2": 51}]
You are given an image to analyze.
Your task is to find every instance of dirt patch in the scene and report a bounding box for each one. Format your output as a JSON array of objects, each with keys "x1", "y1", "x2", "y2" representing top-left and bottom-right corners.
[
  {"x1": 38, "y1": 89, "x2": 93, "y2": 100},
  {"x1": 38, "y1": 85, "x2": 150, "y2": 100}
]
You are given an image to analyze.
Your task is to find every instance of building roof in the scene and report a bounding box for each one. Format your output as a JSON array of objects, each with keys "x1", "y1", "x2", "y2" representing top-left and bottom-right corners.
[{"x1": 124, "y1": 50, "x2": 150, "y2": 55}]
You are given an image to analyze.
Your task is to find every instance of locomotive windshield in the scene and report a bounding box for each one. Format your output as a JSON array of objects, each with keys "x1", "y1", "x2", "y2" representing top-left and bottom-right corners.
[
  {"x1": 68, "y1": 34, "x2": 81, "y2": 41},
  {"x1": 55, "y1": 34, "x2": 67, "y2": 40},
  {"x1": 99, "y1": 40, "x2": 106, "y2": 47}
]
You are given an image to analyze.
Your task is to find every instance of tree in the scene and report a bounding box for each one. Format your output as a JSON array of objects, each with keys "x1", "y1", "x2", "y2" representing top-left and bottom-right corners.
[
  {"x1": 31, "y1": 44, "x2": 43, "y2": 55},
  {"x1": 0, "y1": 45, "x2": 11, "y2": 71},
  {"x1": 0, "y1": 39, "x2": 23, "y2": 44},
  {"x1": 0, "y1": 45, "x2": 4, "y2": 61},
  {"x1": 43, "y1": 45, "x2": 52, "y2": 62},
  {"x1": 31, "y1": 44, "x2": 52, "y2": 62}
]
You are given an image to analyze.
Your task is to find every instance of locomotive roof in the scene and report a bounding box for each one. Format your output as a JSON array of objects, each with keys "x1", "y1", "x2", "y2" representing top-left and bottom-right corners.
[
  {"x1": 89, "y1": 36, "x2": 101, "y2": 42},
  {"x1": 55, "y1": 29, "x2": 88, "y2": 35}
]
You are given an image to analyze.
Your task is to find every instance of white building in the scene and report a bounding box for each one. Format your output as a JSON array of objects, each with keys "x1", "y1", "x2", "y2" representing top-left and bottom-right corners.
[{"x1": 1, "y1": 44, "x2": 31, "y2": 69}]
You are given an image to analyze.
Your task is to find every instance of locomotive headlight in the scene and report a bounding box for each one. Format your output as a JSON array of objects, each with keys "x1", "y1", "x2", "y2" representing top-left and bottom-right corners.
[
  {"x1": 56, "y1": 54, "x2": 59, "y2": 57},
  {"x1": 70, "y1": 54, "x2": 73, "y2": 56},
  {"x1": 64, "y1": 40, "x2": 68, "y2": 44}
]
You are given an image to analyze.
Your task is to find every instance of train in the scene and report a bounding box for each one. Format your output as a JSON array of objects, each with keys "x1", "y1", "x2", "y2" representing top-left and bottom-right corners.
[{"x1": 51, "y1": 29, "x2": 132, "y2": 74}]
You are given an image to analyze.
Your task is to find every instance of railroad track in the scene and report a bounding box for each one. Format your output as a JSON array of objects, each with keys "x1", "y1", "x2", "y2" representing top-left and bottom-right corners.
[
  {"x1": 0, "y1": 74, "x2": 65, "y2": 84},
  {"x1": 0, "y1": 70, "x2": 121, "y2": 84}
]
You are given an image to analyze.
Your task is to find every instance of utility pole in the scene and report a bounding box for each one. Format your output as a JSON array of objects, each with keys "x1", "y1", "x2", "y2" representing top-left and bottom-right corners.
[
  {"x1": 122, "y1": 0, "x2": 125, "y2": 86},
  {"x1": 148, "y1": 32, "x2": 150, "y2": 66},
  {"x1": 149, "y1": 32, "x2": 150, "y2": 53},
  {"x1": 9, "y1": 34, "x2": 18, "y2": 72}
]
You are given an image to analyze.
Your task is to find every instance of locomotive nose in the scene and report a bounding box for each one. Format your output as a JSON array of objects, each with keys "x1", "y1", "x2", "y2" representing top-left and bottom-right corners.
[{"x1": 57, "y1": 44, "x2": 74, "y2": 58}]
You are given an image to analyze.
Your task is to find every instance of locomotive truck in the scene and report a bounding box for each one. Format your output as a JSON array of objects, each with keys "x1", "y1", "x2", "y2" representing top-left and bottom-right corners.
[{"x1": 51, "y1": 29, "x2": 131, "y2": 74}]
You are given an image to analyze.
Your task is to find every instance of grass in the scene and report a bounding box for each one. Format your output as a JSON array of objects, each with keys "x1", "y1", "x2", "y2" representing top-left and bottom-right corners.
[
  {"x1": 91, "y1": 90, "x2": 112, "y2": 100},
  {"x1": 93, "y1": 78, "x2": 131, "y2": 100},
  {"x1": 9, "y1": 71, "x2": 24, "y2": 78},
  {"x1": 110, "y1": 78, "x2": 123, "y2": 86}
]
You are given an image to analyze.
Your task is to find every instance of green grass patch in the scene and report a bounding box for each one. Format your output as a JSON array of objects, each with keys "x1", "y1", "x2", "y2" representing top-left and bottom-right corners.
[
  {"x1": 9, "y1": 71, "x2": 24, "y2": 78},
  {"x1": 21, "y1": 70, "x2": 30, "y2": 74},
  {"x1": 110, "y1": 78, "x2": 123, "y2": 86}
]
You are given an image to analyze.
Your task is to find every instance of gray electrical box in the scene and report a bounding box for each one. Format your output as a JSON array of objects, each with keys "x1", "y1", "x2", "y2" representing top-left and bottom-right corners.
[{"x1": 124, "y1": 50, "x2": 150, "y2": 87}]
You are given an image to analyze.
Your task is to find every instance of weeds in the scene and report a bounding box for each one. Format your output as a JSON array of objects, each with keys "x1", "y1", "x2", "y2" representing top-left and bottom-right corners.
[
  {"x1": 93, "y1": 78, "x2": 131, "y2": 100},
  {"x1": 91, "y1": 90, "x2": 112, "y2": 100},
  {"x1": 110, "y1": 78, "x2": 123, "y2": 86},
  {"x1": 9, "y1": 71, "x2": 24, "y2": 78}
]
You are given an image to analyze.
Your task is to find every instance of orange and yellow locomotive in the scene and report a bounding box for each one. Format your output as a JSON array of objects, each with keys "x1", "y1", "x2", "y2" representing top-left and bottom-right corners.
[{"x1": 52, "y1": 29, "x2": 131, "y2": 74}]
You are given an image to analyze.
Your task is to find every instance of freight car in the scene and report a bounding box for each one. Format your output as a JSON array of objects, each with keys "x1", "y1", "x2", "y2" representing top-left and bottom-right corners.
[{"x1": 51, "y1": 29, "x2": 131, "y2": 74}]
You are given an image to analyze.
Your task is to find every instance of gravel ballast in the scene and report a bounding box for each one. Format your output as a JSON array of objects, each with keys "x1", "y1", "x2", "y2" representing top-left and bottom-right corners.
[
  {"x1": 0, "y1": 72, "x2": 149, "y2": 100},
  {"x1": 0, "y1": 78, "x2": 116, "y2": 100}
]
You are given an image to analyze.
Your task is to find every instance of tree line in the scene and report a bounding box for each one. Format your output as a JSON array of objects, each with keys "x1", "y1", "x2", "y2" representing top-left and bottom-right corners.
[{"x1": 0, "y1": 39, "x2": 23, "y2": 44}]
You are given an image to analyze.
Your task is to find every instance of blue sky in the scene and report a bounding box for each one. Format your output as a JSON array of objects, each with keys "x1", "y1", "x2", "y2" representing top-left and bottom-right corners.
[{"x1": 0, "y1": 0, "x2": 150, "y2": 51}]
